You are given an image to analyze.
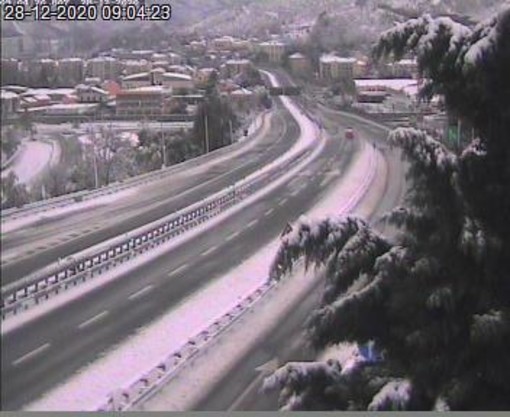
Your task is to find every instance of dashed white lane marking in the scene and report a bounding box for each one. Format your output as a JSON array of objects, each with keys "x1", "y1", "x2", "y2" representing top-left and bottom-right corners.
[
  {"x1": 226, "y1": 231, "x2": 241, "y2": 242},
  {"x1": 278, "y1": 198, "x2": 288, "y2": 206},
  {"x1": 246, "y1": 219, "x2": 259, "y2": 229},
  {"x1": 128, "y1": 285, "x2": 154, "y2": 301},
  {"x1": 320, "y1": 177, "x2": 331, "y2": 188},
  {"x1": 264, "y1": 208, "x2": 274, "y2": 216},
  {"x1": 78, "y1": 311, "x2": 109, "y2": 330},
  {"x1": 168, "y1": 263, "x2": 189, "y2": 277},
  {"x1": 12, "y1": 343, "x2": 51, "y2": 366},
  {"x1": 201, "y1": 246, "x2": 218, "y2": 257},
  {"x1": 290, "y1": 189, "x2": 300, "y2": 197}
]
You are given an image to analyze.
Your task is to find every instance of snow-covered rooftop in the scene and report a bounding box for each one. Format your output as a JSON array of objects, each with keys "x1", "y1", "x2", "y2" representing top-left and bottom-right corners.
[
  {"x1": 162, "y1": 72, "x2": 192, "y2": 81},
  {"x1": 320, "y1": 54, "x2": 356, "y2": 64},
  {"x1": 1, "y1": 90, "x2": 18, "y2": 99}
]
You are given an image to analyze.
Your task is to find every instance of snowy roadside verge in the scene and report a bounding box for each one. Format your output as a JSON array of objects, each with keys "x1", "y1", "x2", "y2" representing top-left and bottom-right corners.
[
  {"x1": 136, "y1": 142, "x2": 383, "y2": 411},
  {"x1": 1, "y1": 112, "x2": 267, "y2": 234},
  {"x1": 22, "y1": 136, "x2": 377, "y2": 411},
  {"x1": 21, "y1": 94, "x2": 324, "y2": 411},
  {"x1": 1, "y1": 103, "x2": 320, "y2": 324},
  {"x1": 1, "y1": 110, "x2": 270, "y2": 232}
]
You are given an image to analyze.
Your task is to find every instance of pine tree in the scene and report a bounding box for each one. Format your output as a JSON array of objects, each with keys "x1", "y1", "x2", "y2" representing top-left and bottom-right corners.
[{"x1": 264, "y1": 7, "x2": 510, "y2": 411}]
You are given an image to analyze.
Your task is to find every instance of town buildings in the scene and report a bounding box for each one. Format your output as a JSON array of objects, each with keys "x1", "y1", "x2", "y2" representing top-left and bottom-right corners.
[
  {"x1": 258, "y1": 41, "x2": 286, "y2": 63},
  {"x1": 319, "y1": 54, "x2": 356, "y2": 81}
]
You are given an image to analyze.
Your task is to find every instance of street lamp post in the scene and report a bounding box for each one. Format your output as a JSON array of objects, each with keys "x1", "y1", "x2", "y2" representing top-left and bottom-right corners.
[
  {"x1": 160, "y1": 121, "x2": 167, "y2": 168},
  {"x1": 204, "y1": 113, "x2": 210, "y2": 153},
  {"x1": 86, "y1": 118, "x2": 99, "y2": 189}
]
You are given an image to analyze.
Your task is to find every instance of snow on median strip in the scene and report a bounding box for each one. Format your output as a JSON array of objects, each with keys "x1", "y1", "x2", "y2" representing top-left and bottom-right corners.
[
  {"x1": 139, "y1": 144, "x2": 382, "y2": 411},
  {"x1": 24, "y1": 140, "x2": 381, "y2": 412},
  {"x1": 2, "y1": 84, "x2": 324, "y2": 333},
  {"x1": 23, "y1": 79, "x2": 353, "y2": 411}
]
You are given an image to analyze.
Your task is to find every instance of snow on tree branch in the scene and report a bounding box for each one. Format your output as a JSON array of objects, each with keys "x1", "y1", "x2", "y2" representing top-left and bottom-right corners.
[
  {"x1": 368, "y1": 379, "x2": 413, "y2": 411},
  {"x1": 262, "y1": 359, "x2": 344, "y2": 411},
  {"x1": 269, "y1": 216, "x2": 391, "y2": 283},
  {"x1": 306, "y1": 246, "x2": 410, "y2": 348},
  {"x1": 388, "y1": 127, "x2": 457, "y2": 174},
  {"x1": 375, "y1": 14, "x2": 471, "y2": 64},
  {"x1": 463, "y1": 14, "x2": 499, "y2": 65},
  {"x1": 470, "y1": 310, "x2": 507, "y2": 346}
]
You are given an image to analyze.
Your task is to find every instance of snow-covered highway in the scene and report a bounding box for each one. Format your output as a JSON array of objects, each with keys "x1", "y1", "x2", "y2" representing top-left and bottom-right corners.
[{"x1": 1, "y1": 73, "x2": 406, "y2": 411}]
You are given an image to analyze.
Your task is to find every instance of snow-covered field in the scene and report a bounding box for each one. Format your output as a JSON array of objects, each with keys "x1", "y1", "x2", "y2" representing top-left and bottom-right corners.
[{"x1": 1, "y1": 139, "x2": 60, "y2": 186}]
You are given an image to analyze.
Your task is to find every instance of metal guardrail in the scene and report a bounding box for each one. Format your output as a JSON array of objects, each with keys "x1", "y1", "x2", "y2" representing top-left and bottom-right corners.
[
  {"x1": 87, "y1": 89, "x2": 384, "y2": 412},
  {"x1": 97, "y1": 280, "x2": 276, "y2": 411},
  {"x1": 1, "y1": 111, "x2": 268, "y2": 224},
  {"x1": 96, "y1": 143, "x2": 380, "y2": 413},
  {"x1": 0, "y1": 143, "x2": 310, "y2": 320}
]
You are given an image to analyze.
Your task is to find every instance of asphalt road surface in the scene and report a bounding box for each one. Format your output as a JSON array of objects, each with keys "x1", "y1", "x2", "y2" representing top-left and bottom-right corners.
[
  {"x1": 1, "y1": 101, "x2": 297, "y2": 284},
  {"x1": 1, "y1": 94, "x2": 360, "y2": 409},
  {"x1": 193, "y1": 105, "x2": 407, "y2": 411}
]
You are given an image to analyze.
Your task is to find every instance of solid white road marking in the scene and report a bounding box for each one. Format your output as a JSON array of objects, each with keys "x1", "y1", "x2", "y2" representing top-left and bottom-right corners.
[
  {"x1": 128, "y1": 285, "x2": 154, "y2": 301},
  {"x1": 78, "y1": 310, "x2": 109, "y2": 330},
  {"x1": 12, "y1": 343, "x2": 51, "y2": 366},
  {"x1": 201, "y1": 246, "x2": 218, "y2": 257},
  {"x1": 168, "y1": 263, "x2": 189, "y2": 277}
]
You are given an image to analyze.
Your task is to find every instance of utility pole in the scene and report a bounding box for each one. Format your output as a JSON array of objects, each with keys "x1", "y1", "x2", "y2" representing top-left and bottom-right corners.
[
  {"x1": 160, "y1": 121, "x2": 167, "y2": 168},
  {"x1": 88, "y1": 118, "x2": 99, "y2": 189},
  {"x1": 93, "y1": 147, "x2": 99, "y2": 189},
  {"x1": 204, "y1": 113, "x2": 210, "y2": 153},
  {"x1": 229, "y1": 119, "x2": 233, "y2": 144}
]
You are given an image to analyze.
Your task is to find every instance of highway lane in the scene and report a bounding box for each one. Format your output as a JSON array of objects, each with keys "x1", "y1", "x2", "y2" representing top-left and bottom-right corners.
[
  {"x1": 191, "y1": 108, "x2": 408, "y2": 411},
  {"x1": 1, "y1": 108, "x2": 359, "y2": 410},
  {"x1": 1, "y1": 102, "x2": 299, "y2": 284}
]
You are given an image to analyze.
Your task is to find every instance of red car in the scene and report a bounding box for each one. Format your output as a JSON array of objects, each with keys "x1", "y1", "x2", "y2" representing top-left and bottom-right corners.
[{"x1": 345, "y1": 127, "x2": 355, "y2": 140}]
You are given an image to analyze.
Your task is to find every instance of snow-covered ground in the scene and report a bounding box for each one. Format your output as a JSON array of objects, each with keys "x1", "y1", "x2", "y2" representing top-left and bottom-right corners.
[
  {"x1": 23, "y1": 136, "x2": 380, "y2": 411},
  {"x1": 1, "y1": 188, "x2": 139, "y2": 235},
  {"x1": 78, "y1": 131, "x2": 139, "y2": 147},
  {"x1": 1, "y1": 139, "x2": 60, "y2": 187},
  {"x1": 1, "y1": 111, "x2": 268, "y2": 234},
  {"x1": 6, "y1": 97, "x2": 322, "y2": 335},
  {"x1": 20, "y1": 82, "x2": 326, "y2": 411},
  {"x1": 17, "y1": 76, "x2": 385, "y2": 412},
  {"x1": 355, "y1": 78, "x2": 419, "y2": 97},
  {"x1": 138, "y1": 143, "x2": 384, "y2": 412}
]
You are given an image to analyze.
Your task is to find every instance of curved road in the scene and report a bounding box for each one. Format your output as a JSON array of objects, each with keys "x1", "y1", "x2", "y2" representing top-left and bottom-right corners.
[
  {"x1": 2, "y1": 80, "x2": 358, "y2": 409},
  {"x1": 1, "y1": 104, "x2": 297, "y2": 284},
  {"x1": 193, "y1": 105, "x2": 407, "y2": 412}
]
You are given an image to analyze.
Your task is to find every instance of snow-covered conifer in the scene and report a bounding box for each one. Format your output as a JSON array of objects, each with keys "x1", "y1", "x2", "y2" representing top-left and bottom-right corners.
[{"x1": 265, "y1": 6, "x2": 510, "y2": 410}]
